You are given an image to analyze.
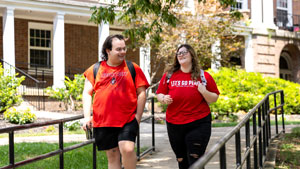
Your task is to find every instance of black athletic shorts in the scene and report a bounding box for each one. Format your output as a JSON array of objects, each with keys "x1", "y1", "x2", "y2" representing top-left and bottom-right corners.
[{"x1": 93, "y1": 118, "x2": 139, "y2": 151}]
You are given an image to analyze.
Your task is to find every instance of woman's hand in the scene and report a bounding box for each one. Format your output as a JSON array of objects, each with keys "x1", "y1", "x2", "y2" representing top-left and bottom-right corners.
[
  {"x1": 197, "y1": 83, "x2": 207, "y2": 94},
  {"x1": 157, "y1": 94, "x2": 173, "y2": 105},
  {"x1": 162, "y1": 94, "x2": 173, "y2": 105}
]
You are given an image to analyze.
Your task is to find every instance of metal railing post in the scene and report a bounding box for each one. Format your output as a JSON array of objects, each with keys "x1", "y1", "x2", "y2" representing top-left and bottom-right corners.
[
  {"x1": 152, "y1": 97, "x2": 155, "y2": 151},
  {"x1": 245, "y1": 121, "x2": 251, "y2": 169},
  {"x1": 220, "y1": 145, "x2": 226, "y2": 169},
  {"x1": 252, "y1": 112, "x2": 258, "y2": 169},
  {"x1": 9, "y1": 131, "x2": 15, "y2": 168},
  {"x1": 258, "y1": 106, "x2": 263, "y2": 168},
  {"x1": 274, "y1": 93, "x2": 278, "y2": 134},
  {"x1": 136, "y1": 126, "x2": 141, "y2": 160},
  {"x1": 235, "y1": 130, "x2": 241, "y2": 167},
  {"x1": 280, "y1": 91, "x2": 285, "y2": 133},
  {"x1": 93, "y1": 134, "x2": 97, "y2": 169},
  {"x1": 59, "y1": 122, "x2": 64, "y2": 169}
]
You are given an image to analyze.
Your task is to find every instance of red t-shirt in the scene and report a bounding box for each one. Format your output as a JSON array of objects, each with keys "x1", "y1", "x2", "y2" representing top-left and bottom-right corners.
[
  {"x1": 84, "y1": 60, "x2": 149, "y2": 127},
  {"x1": 156, "y1": 70, "x2": 220, "y2": 124}
]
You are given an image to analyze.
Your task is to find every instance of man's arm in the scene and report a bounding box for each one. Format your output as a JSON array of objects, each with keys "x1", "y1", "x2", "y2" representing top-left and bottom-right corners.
[
  {"x1": 82, "y1": 78, "x2": 94, "y2": 130},
  {"x1": 135, "y1": 86, "x2": 147, "y2": 124}
]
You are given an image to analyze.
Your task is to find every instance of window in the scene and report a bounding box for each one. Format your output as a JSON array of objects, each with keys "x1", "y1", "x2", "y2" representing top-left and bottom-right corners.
[
  {"x1": 231, "y1": 0, "x2": 243, "y2": 10},
  {"x1": 28, "y1": 23, "x2": 52, "y2": 69},
  {"x1": 277, "y1": 9, "x2": 288, "y2": 27},
  {"x1": 277, "y1": 0, "x2": 287, "y2": 8}
]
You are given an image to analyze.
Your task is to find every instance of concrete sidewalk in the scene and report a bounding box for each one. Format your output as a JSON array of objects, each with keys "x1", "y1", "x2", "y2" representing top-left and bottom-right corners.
[
  {"x1": 1, "y1": 110, "x2": 299, "y2": 169},
  {"x1": 137, "y1": 123, "x2": 299, "y2": 169}
]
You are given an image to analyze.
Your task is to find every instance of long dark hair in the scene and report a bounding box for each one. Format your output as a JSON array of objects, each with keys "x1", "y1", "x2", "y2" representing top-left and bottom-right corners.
[
  {"x1": 101, "y1": 34, "x2": 125, "y2": 61},
  {"x1": 167, "y1": 44, "x2": 201, "y2": 81}
]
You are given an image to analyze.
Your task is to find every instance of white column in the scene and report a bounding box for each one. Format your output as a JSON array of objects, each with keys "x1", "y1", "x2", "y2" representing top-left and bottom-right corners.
[
  {"x1": 242, "y1": 0, "x2": 248, "y2": 10},
  {"x1": 211, "y1": 40, "x2": 221, "y2": 71},
  {"x1": 250, "y1": 0, "x2": 263, "y2": 27},
  {"x1": 244, "y1": 34, "x2": 254, "y2": 72},
  {"x1": 262, "y1": 0, "x2": 276, "y2": 28},
  {"x1": 53, "y1": 12, "x2": 65, "y2": 88},
  {"x1": 139, "y1": 46, "x2": 151, "y2": 83},
  {"x1": 287, "y1": 0, "x2": 293, "y2": 27},
  {"x1": 98, "y1": 21, "x2": 109, "y2": 61},
  {"x1": 3, "y1": 7, "x2": 15, "y2": 75}
]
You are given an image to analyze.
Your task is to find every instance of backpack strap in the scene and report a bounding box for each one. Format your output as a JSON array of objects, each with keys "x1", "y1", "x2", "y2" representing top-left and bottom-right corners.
[
  {"x1": 93, "y1": 61, "x2": 102, "y2": 80},
  {"x1": 166, "y1": 72, "x2": 172, "y2": 84},
  {"x1": 93, "y1": 60, "x2": 136, "y2": 84},
  {"x1": 200, "y1": 69, "x2": 207, "y2": 86},
  {"x1": 126, "y1": 60, "x2": 136, "y2": 84}
]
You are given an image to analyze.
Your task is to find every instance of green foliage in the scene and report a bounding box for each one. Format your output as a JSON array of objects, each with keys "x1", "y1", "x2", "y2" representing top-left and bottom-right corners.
[
  {"x1": 64, "y1": 120, "x2": 81, "y2": 131},
  {"x1": 209, "y1": 67, "x2": 300, "y2": 115},
  {"x1": 0, "y1": 142, "x2": 108, "y2": 169},
  {"x1": 45, "y1": 125, "x2": 56, "y2": 133},
  {"x1": 3, "y1": 108, "x2": 36, "y2": 124},
  {"x1": 45, "y1": 74, "x2": 85, "y2": 110},
  {"x1": 89, "y1": 0, "x2": 240, "y2": 48},
  {"x1": 276, "y1": 127, "x2": 300, "y2": 168},
  {"x1": 0, "y1": 63, "x2": 25, "y2": 113}
]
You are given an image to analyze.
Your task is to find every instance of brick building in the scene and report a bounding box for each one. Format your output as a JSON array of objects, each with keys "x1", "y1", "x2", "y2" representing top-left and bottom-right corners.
[
  {"x1": 0, "y1": 0, "x2": 148, "y2": 88},
  {"x1": 1, "y1": 0, "x2": 300, "y2": 89},
  {"x1": 223, "y1": 0, "x2": 300, "y2": 83}
]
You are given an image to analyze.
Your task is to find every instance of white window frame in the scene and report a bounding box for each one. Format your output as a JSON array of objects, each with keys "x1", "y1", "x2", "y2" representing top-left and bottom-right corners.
[
  {"x1": 28, "y1": 22, "x2": 53, "y2": 74},
  {"x1": 276, "y1": 0, "x2": 293, "y2": 27},
  {"x1": 231, "y1": 0, "x2": 246, "y2": 11}
]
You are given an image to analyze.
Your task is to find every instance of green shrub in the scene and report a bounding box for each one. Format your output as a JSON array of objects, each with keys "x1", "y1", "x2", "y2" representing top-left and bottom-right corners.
[
  {"x1": 46, "y1": 74, "x2": 85, "y2": 110},
  {"x1": 4, "y1": 108, "x2": 36, "y2": 124},
  {"x1": 209, "y1": 67, "x2": 300, "y2": 115},
  {"x1": 45, "y1": 125, "x2": 56, "y2": 132},
  {"x1": 0, "y1": 63, "x2": 25, "y2": 113},
  {"x1": 64, "y1": 120, "x2": 81, "y2": 131}
]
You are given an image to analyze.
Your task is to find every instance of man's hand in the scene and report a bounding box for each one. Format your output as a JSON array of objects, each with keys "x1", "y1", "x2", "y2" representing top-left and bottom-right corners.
[{"x1": 82, "y1": 118, "x2": 93, "y2": 131}]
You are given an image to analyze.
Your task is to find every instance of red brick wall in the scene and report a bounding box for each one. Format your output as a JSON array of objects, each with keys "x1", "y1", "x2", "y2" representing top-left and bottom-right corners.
[
  {"x1": 294, "y1": 0, "x2": 300, "y2": 26},
  {"x1": 15, "y1": 18, "x2": 29, "y2": 66},
  {"x1": 65, "y1": 24, "x2": 98, "y2": 75}
]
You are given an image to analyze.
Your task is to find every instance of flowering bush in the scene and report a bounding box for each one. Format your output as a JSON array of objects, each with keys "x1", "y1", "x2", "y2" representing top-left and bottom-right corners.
[{"x1": 4, "y1": 108, "x2": 36, "y2": 124}]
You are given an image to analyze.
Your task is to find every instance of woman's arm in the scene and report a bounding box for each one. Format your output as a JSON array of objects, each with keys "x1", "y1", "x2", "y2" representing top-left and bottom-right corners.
[
  {"x1": 157, "y1": 93, "x2": 173, "y2": 105},
  {"x1": 198, "y1": 84, "x2": 219, "y2": 104}
]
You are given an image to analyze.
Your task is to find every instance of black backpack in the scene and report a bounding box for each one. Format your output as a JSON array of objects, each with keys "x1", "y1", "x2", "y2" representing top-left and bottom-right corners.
[{"x1": 93, "y1": 60, "x2": 136, "y2": 84}]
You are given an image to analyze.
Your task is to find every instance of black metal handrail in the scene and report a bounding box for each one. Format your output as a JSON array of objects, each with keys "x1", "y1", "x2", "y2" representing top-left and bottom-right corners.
[
  {"x1": 14, "y1": 61, "x2": 86, "y2": 80},
  {"x1": 0, "y1": 59, "x2": 46, "y2": 110},
  {"x1": 0, "y1": 97, "x2": 156, "y2": 169},
  {"x1": 190, "y1": 90, "x2": 285, "y2": 169}
]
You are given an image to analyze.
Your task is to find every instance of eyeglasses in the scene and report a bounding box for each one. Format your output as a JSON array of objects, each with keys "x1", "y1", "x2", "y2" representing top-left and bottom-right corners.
[{"x1": 176, "y1": 51, "x2": 189, "y2": 56}]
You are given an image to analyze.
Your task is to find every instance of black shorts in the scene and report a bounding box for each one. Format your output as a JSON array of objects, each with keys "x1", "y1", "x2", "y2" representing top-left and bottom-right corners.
[{"x1": 93, "y1": 118, "x2": 139, "y2": 151}]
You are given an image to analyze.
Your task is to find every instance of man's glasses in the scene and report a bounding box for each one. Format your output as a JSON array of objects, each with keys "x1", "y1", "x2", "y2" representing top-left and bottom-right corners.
[{"x1": 176, "y1": 51, "x2": 189, "y2": 56}]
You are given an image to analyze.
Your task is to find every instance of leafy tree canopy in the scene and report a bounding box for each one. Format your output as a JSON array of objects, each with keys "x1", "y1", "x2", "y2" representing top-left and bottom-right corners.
[{"x1": 90, "y1": 0, "x2": 241, "y2": 44}]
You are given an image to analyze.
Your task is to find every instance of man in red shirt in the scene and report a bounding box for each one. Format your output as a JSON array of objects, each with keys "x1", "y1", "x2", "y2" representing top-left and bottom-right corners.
[{"x1": 82, "y1": 34, "x2": 149, "y2": 169}]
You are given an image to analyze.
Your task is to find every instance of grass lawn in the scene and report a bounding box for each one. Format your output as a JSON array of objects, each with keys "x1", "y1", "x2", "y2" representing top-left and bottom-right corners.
[
  {"x1": 275, "y1": 127, "x2": 300, "y2": 169},
  {"x1": 0, "y1": 142, "x2": 108, "y2": 169}
]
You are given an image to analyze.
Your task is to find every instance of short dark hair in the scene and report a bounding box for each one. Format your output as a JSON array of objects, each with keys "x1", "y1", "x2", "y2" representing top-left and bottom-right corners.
[{"x1": 101, "y1": 34, "x2": 125, "y2": 61}]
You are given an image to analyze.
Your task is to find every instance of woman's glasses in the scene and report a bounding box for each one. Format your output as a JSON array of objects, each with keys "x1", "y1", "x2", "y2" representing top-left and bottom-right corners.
[{"x1": 176, "y1": 51, "x2": 189, "y2": 56}]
